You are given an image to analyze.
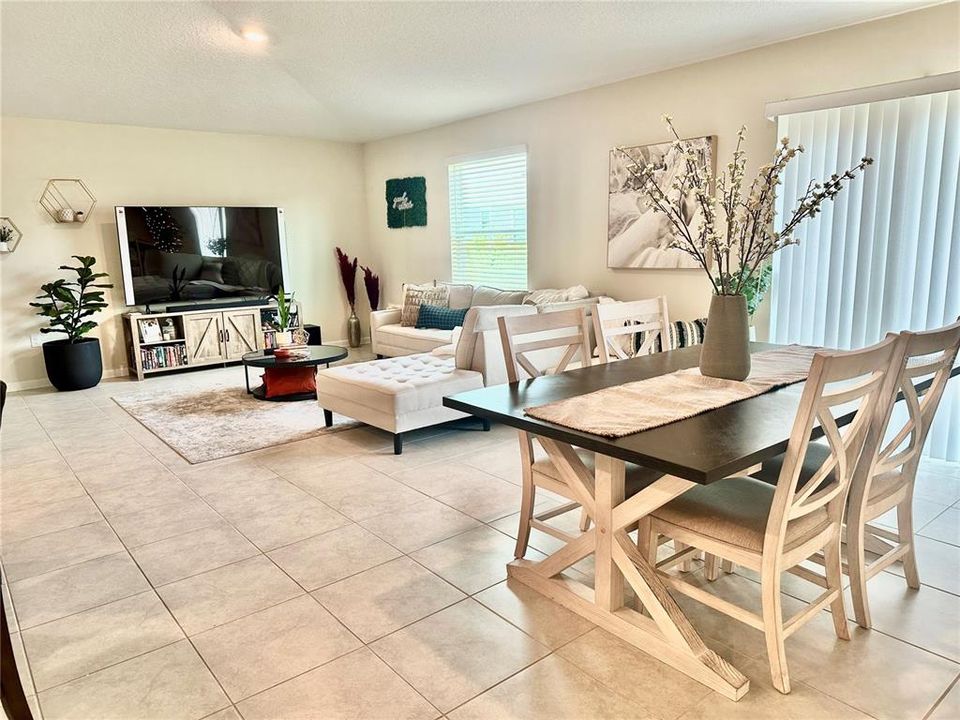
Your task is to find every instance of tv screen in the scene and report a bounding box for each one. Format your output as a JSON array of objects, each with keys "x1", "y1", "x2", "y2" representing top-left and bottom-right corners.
[{"x1": 116, "y1": 206, "x2": 288, "y2": 307}]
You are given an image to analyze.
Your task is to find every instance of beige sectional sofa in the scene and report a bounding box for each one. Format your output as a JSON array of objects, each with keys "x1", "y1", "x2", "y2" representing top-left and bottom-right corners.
[{"x1": 370, "y1": 282, "x2": 602, "y2": 358}]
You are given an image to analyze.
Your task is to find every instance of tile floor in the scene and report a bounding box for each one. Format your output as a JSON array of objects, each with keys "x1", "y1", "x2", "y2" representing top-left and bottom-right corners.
[{"x1": 2, "y1": 362, "x2": 959, "y2": 720}]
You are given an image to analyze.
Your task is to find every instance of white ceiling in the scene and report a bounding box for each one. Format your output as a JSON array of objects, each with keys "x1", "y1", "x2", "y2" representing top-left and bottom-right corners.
[{"x1": 1, "y1": 1, "x2": 935, "y2": 143}]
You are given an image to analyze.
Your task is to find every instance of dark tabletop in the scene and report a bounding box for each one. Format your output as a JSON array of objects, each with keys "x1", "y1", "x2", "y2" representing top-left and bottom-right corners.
[
  {"x1": 444, "y1": 342, "x2": 959, "y2": 485},
  {"x1": 242, "y1": 345, "x2": 348, "y2": 368}
]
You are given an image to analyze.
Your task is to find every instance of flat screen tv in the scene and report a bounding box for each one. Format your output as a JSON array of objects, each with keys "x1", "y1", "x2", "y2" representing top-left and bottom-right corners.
[{"x1": 116, "y1": 206, "x2": 289, "y2": 307}]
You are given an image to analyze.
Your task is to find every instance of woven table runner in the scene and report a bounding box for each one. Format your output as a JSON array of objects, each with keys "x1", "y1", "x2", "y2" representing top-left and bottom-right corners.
[{"x1": 524, "y1": 345, "x2": 821, "y2": 438}]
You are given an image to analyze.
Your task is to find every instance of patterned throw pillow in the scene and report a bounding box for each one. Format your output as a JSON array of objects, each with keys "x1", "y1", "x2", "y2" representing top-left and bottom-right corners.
[
  {"x1": 416, "y1": 304, "x2": 469, "y2": 331},
  {"x1": 400, "y1": 284, "x2": 449, "y2": 327},
  {"x1": 633, "y1": 318, "x2": 708, "y2": 354}
]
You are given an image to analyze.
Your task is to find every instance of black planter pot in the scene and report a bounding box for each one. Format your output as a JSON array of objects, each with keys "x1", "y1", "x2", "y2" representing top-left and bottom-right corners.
[{"x1": 42, "y1": 337, "x2": 103, "y2": 391}]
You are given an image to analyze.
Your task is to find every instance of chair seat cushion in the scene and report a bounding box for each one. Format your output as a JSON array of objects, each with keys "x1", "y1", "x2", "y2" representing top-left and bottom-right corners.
[
  {"x1": 753, "y1": 442, "x2": 836, "y2": 489},
  {"x1": 316, "y1": 353, "x2": 483, "y2": 415},
  {"x1": 651, "y1": 476, "x2": 829, "y2": 553},
  {"x1": 532, "y1": 449, "x2": 663, "y2": 496}
]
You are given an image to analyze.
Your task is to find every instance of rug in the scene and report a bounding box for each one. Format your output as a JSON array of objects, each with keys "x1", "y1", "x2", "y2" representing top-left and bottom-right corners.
[{"x1": 113, "y1": 385, "x2": 359, "y2": 464}]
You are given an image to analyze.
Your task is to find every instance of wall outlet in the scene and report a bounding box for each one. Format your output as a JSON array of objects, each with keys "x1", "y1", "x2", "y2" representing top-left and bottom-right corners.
[{"x1": 30, "y1": 333, "x2": 44, "y2": 348}]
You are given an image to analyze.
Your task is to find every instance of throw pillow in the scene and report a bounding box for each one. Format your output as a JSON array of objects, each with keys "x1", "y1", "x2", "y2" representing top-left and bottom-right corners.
[
  {"x1": 438, "y1": 282, "x2": 474, "y2": 310},
  {"x1": 416, "y1": 304, "x2": 469, "y2": 331},
  {"x1": 633, "y1": 318, "x2": 707, "y2": 354},
  {"x1": 199, "y1": 258, "x2": 224, "y2": 283},
  {"x1": 400, "y1": 284, "x2": 449, "y2": 327},
  {"x1": 262, "y1": 367, "x2": 316, "y2": 399}
]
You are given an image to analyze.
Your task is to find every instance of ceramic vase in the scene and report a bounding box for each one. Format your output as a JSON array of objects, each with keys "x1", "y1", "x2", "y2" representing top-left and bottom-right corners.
[
  {"x1": 275, "y1": 330, "x2": 293, "y2": 347},
  {"x1": 347, "y1": 310, "x2": 361, "y2": 348},
  {"x1": 699, "y1": 294, "x2": 751, "y2": 381}
]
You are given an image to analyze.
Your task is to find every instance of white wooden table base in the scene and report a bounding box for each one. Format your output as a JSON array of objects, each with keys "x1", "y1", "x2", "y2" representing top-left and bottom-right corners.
[{"x1": 506, "y1": 437, "x2": 750, "y2": 701}]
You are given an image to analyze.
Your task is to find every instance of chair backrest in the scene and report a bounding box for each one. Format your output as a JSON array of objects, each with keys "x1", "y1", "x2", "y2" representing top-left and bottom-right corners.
[
  {"x1": 850, "y1": 318, "x2": 960, "y2": 507},
  {"x1": 454, "y1": 305, "x2": 538, "y2": 385},
  {"x1": 764, "y1": 335, "x2": 903, "y2": 555},
  {"x1": 593, "y1": 297, "x2": 671, "y2": 363},
  {"x1": 498, "y1": 307, "x2": 592, "y2": 383}
]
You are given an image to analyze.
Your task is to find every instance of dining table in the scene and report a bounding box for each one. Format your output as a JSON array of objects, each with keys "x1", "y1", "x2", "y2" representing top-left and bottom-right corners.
[{"x1": 443, "y1": 341, "x2": 959, "y2": 701}]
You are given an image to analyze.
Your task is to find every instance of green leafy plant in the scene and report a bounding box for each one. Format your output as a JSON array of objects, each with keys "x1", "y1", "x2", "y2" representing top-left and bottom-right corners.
[
  {"x1": 30, "y1": 256, "x2": 112, "y2": 342},
  {"x1": 0, "y1": 226, "x2": 13, "y2": 245},
  {"x1": 733, "y1": 263, "x2": 773, "y2": 318},
  {"x1": 271, "y1": 286, "x2": 295, "y2": 330}
]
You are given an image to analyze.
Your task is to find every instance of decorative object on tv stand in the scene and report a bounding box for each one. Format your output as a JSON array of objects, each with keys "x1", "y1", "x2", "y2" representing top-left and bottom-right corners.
[
  {"x1": 335, "y1": 247, "x2": 361, "y2": 347},
  {"x1": 617, "y1": 116, "x2": 872, "y2": 380},
  {"x1": 39, "y1": 179, "x2": 96, "y2": 225},
  {"x1": 29, "y1": 256, "x2": 113, "y2": 391},
  {"x1": 385, "y1": 176, "x2": 427, "y2": 228},
  {"x1": 0, "y1": 217, "x2": 22, "y2": 253},
  {"x1": 362, "y1": 265, "x2": 381, "y2": 311},
  {"x1": 608, "y1": 135, "x2": 714, "y2": 270},
  {"x1": 270, "y1": 286, "x2": 296, "y2": 346}
]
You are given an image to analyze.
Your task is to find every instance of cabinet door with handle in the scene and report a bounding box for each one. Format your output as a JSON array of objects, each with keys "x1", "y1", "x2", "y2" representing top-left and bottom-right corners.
[
  {"x1": 223, "y1": 309, "x2": 263, "y2": 359},
  {"x1": 184, "y1": 313, "x2": 226, "y2": 365}
]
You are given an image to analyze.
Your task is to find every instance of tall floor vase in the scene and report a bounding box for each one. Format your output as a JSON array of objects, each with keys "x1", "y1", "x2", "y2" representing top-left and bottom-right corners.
[
  {"x1": 699, "y1": 294, "x2": 751, "y2": 381},
  {"x1": 347, "y1": 311, "x2": 362, "y2": 348}
]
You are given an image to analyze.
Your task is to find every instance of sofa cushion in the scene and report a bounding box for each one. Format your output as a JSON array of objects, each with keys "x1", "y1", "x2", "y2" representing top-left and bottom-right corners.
[
  {"x1": 439, "y1": 283, "x2": 474, "y2": 310},
  {"x1": 417, "y1": 304, "x2": 469, "y2": 331},
  {"x1": 471, "y1": 286, "x2": 528, "y2": 306},
  {"x1": 315, "y1": 354, "x2": 483, "y2": 415},
  {"x1": 377, "y1": 323, "x2": 454, "y2": 353},
  {"x1": 401, "y1": 284, "x2": 449, "y2": 326},
  {"x1": 523, "y1": 285, "x2": 590, "y2": 306}
]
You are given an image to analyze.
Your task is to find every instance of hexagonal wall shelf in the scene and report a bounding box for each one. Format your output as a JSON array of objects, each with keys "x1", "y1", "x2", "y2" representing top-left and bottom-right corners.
[
  {"x1": 0, "y1": 217, "x2": 22, "y2": 253},
  {"x1": 39, "y1": 178, "x2": 97, "y2": 224}
]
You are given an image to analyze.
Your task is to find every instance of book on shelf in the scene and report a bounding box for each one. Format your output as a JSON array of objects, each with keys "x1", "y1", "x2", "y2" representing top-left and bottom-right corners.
[{"x1": 140, "y1": 343, "x2": 188, "y2": 370}]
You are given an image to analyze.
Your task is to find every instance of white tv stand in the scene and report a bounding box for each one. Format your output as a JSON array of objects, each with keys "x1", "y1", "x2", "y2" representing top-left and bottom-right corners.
[{"x1": 122, "y1": 301, "x2": 302, "y2": 381}]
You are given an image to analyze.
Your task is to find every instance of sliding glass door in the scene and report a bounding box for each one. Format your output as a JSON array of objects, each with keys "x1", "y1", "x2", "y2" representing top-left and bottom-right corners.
[{"x1": 770, "y1": 89, "x2": 959, "y2": 460}]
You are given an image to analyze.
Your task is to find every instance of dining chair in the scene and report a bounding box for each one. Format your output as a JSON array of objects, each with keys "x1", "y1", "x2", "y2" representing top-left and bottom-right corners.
[
  {"x1": 591, "y1": 297, "x2": 709, "y2": 570},
  {"x1": 498, "y1": 307, "x2": 660, "y2": 556},
  {"x1": 845, "y1": 319, "x2": 960, "y2": 628},
  {"x1": 593, "y1": 296, "x2": 671, "y2": 363},
  {"x1": 637, "y1": 335, "x2": 902, "y2": 693}
]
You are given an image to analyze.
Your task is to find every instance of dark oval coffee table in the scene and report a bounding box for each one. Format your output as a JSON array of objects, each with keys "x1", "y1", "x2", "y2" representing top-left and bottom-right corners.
[{"x1": 243, "y1": 345, "x2": 348, "y2": 401}]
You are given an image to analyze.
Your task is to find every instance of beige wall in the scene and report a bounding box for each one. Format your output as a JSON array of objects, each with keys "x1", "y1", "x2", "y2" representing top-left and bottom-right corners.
[
  {"x1": 0, "y1": 118, "x2": 367, "y2": 389},
  {"x1": 361, "y1": 3, "x2": 960, "y2": 333}
]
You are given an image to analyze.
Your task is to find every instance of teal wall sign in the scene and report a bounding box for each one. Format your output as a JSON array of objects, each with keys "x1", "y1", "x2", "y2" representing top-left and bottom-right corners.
[{"x1": 386, "y1": 176, "x2": 427, "y2": 228}]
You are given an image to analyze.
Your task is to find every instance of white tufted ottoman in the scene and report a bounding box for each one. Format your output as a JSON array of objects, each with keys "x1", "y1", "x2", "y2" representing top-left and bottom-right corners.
[{"x1": 315, "y1": 352, "x2": 486, "y2": 454}]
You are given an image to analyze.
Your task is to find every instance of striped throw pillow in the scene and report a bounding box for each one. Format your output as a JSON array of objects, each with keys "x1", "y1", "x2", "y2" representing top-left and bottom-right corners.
[
  {"x1": 633, "y1": 318, "x2": 708, "y2": 354},
  {"x1": 416, "y1": 304, "x2": 469, "y2": 331}
]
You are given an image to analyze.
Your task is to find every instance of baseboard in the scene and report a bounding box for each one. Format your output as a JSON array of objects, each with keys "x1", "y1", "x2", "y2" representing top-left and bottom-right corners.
[
  {"x1": 6, "y1": 367, "x2": 129, "y2": 393},
  {"x1": 6, "y1": 339, "x2": 372, "y2": 393}
]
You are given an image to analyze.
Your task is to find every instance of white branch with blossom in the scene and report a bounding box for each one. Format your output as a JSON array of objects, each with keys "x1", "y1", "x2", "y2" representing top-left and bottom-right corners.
[{"x1": 616, "y1": 117, "x2": 873, "y2": 296}]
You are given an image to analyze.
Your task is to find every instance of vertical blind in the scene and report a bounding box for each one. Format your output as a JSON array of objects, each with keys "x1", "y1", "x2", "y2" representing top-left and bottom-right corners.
[
  {"x1": 770, "y1": 89, "x2": 960, "y2": 460},
  {"x1": 449, "y1": 148, "x2": 528, "y2": 289}
]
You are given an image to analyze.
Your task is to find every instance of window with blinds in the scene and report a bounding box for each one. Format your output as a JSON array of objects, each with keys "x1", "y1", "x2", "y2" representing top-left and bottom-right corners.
[
  {"x1": 770, "y1": 88, "x2": 960, "y2": 460},
  {"x1": 448, "y1": 148, "x2": 528, "y2": 289}
]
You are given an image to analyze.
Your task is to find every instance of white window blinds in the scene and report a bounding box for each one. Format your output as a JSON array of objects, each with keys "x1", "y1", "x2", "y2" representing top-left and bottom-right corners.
[
  {"x1": 449, "y1": 148, "x2": 528, "y2": 289},
  {"x1": 770, "y1": 89, "x2": 960, "y2": 460}
]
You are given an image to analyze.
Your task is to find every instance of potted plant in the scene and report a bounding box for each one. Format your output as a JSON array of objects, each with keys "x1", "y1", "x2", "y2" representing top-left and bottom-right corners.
[
  {"x1": 617, "y1": 117, "x2": 872, "y2": 380},
  {"x1": 30, "y1": 256, "x2": 112, "y2": 391},
  {"x1": 739, "y1": 262, "x2": 773, "y2": 340},
  {"x1": 335, "y1": 247, "x2": 361, "y2": 347},
  {"x1": 271, "y1": 286, "x2": 295, "y2": 346}
]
